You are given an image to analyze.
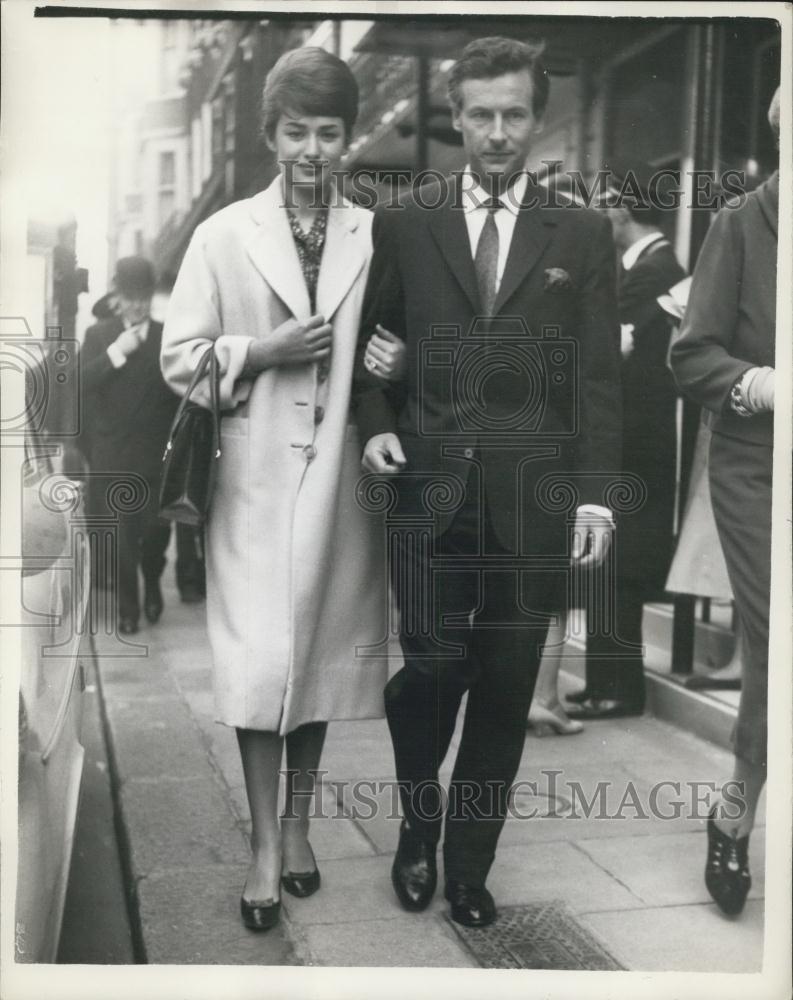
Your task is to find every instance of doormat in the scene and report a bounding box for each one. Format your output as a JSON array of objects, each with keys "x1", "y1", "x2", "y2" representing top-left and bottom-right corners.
[{"x1": 445, "y1": 900, "x2": 624, "y2": 970}]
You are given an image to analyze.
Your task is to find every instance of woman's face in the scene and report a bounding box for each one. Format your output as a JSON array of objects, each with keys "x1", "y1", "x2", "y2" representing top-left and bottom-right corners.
[{"x1": 270, "y1": 112, "x2": 347, "y2": 199}]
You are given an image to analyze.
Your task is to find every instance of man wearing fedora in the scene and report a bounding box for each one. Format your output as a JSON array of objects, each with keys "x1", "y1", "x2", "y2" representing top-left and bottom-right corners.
[{"x1": 80, "y1": 256, "x2": 178, "y2": 634}]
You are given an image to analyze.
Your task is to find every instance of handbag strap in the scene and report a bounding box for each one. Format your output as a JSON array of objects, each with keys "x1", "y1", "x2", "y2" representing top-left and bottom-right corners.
[{"x1": 164, "y1": 345, "x2": 222, "y2": 458}]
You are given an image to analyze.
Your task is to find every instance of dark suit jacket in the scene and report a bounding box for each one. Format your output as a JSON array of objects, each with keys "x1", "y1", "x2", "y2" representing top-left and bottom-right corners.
[
  {"x1": 670, "y1": 171, "x2": 778, "y2": 447},
  {"x1": 354, "y1": 175, "x2": 622, "y2": 555},
  {"x1": 80, "y1": 318, "x2": 178, "y2": 505},
  {"x1": 618, "y1": 239, "x2": 685, "y2": 585}
]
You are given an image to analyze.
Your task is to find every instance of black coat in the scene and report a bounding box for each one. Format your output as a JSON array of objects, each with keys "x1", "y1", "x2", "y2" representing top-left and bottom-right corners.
[
  {"x1": 354, "y1": 176, "x2": 622, "y2": 557},
  {"x1": 79, "y1": 318, "x2": 178, "y2": 513},
  {"x1": 617, "y1": 240, "x2": 685, "y2": 586}
]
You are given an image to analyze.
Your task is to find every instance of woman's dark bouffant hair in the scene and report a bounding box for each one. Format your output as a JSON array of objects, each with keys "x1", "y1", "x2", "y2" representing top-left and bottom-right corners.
[
  {"x1": 447, "y1": 36, "x2": 550, "y2": 118},
  {"x1": 260, "y1": 46, "x2": 359, "y2": 144}
]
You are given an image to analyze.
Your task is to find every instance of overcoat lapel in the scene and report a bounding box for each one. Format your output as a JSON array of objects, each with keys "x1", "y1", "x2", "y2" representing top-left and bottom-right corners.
[
  {"x1": 493, "y1": 184, "x2": 556, "y2": 315},
  {"x1": 314, "y1": 204, "x2": 366, "y2": 321},
  {"x1": 246, "y1": 178, "x2": 311, "y2": 320}
]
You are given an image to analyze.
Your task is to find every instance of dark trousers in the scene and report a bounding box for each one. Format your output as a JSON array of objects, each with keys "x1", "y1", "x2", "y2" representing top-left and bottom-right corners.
[
  {"x1": 709, "y1": 433, "x2": 771, "y2": 768},
  {"x1": 385, "y1": 488, "x2": 551, "y2": 887},
  {"x1": 117, "y1": 509, "x2": 171, "y2": 622},
  {"x1": 582, "y1": 566, "x2": 648, "y2": 708},
  {"x1": 175, "y1": 523, "x2": 206, "y2": 596}
]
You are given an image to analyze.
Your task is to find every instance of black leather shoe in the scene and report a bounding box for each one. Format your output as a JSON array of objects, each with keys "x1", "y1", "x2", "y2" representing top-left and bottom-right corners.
[
  {"x1": 391, "y1": 819, "x2": 437, "y2": 912},
  {"x1": 281, "y1": 848, "x2": 321, "y2": 898},
  {"x1": 444, "y1": 880, "x2": 497, "y2": 928},
  {"x1": 119, "y1": 616, "x2": 139, "y2": 635},
  {"x1": 565, "y1": 697, "x2": 644, "y2": 720},
  {"x1": 705, "y1": 807, "x2": 751, "y2": 916},
  {"x1": 240, "y1": 895, "x2": 281, "y2": 931},
  {"x1": 144, "y1": 582, "x2": 163, "y2": 624}
]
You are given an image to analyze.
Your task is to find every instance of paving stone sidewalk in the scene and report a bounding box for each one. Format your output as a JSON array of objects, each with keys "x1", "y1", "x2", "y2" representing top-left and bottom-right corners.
[{"x1": 92, "y1": 575, "x2": 765, "y2": 970}]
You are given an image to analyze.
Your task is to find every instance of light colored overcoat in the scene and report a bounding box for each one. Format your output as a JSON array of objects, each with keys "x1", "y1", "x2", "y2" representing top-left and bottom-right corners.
[{"x1": 161, "y1": 177, "x2": 393, "y2": 733}]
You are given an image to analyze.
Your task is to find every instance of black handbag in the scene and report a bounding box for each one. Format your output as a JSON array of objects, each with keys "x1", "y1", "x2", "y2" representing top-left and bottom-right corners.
[{"x1": 159, "y1": 345, "x2": 221, "y2": 526}]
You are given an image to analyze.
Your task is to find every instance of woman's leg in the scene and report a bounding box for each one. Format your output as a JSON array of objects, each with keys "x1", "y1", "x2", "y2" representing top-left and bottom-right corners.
[
  {"x1": 714, "y1": 755, "x2": 766, "y2": 840},
  {"x1": 282, "y1": 721, "x2": 327, "y2": 873},
  {"x1": 237, "y1": 728, "x2": 284, "y2": 901},
  {"x1": 529, "y1": 610, "x2": 583, "y2": 735}
]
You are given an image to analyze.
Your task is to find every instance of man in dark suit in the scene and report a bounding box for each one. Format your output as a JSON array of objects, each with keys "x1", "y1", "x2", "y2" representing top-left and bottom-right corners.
[
  {"x1": 80, "y1": 256, "x2": 178, "y2": 634},
  {"x1": 354, "y1": 37, "x2": 621, "y2": 927},
  {"x1": 567, "y1": 165, "x2": 685, "y2": 719}
]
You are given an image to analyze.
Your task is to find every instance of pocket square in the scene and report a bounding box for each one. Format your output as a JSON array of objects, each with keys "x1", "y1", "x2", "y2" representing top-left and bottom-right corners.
[{"x1": 544, "y1": 267, "x2": 573, "y2": 292}]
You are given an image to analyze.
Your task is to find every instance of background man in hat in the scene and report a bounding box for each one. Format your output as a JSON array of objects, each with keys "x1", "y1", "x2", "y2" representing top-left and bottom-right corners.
[
  {"x1": 80, "y1": 255, "x2": 179, "y2": 634},
  {"x1": 567, "y1": 163, "x2": 685, "y2": 719}
]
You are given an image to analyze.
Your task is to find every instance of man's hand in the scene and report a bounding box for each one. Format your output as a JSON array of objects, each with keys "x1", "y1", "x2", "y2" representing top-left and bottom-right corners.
[
  {"x1": 620, "y1": 323, "x2": 635, "y2": 359},
  {"x1": 364, "y1": 325, "x2": 406, "y2": 382},
  {"x1": 571, "y1": 509, "x2": 613, "y2": 569},
  {"x1": 113, "y1": 325, "x2": 145, "y2": 358},
  {"x1": 362, "y1": 433, "x2": 406, "y2": 474},
  {"x1": 248, "y1": 314, "x2": 332, "y2": 371}
]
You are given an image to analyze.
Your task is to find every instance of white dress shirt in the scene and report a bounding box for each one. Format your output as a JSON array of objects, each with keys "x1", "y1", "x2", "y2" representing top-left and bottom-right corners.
[
  {"x1": 459, "y1": 167, "x2": 613, "y2": 527},
  {"x1": 461, "y1": 168, "x2": 528, "y2": 294},
  {"x1": 621, "y1": 231, "x2": 665, "y2": 272}
]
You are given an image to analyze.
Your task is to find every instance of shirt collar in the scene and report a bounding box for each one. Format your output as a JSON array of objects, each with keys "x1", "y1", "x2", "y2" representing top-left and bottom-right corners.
[
  {"x1": 622, "y1": 231, "x2": 665, "y2": 271},
  {"x1": 461, "y1": 166, "x2": 527, "y2": 216}
]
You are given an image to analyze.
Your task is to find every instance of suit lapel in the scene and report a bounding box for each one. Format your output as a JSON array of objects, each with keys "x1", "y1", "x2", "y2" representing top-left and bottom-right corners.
[
  {"x1": 493, "y1": 184, "x2": 556, "y2": 315},
  {"x1": 427, "y1": 176, "x2": 480, "y2": 313},
  {"x1": 246, "y1": 178, "x2": 311, "y2": 320},
  {"x1": 315, "y1": 202, "x2": 366, "y2": 321}
]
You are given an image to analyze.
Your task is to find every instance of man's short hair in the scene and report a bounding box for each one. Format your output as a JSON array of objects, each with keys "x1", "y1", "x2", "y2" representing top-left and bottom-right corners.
[
  {"x1": 260, "y1": 46, "x2": 359, "y2": 144},
  {"x1": 447, "y1": 36, "x2": 550, "y2": 117}
]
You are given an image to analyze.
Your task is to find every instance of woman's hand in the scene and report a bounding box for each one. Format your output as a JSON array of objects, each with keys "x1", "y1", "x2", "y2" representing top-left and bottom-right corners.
[
  {"x1": 247, "y1": 314, "x2": 332, "y2": 371},
  {"x1": 363, "y1": 325, "x2": 406, "y2": 382}
]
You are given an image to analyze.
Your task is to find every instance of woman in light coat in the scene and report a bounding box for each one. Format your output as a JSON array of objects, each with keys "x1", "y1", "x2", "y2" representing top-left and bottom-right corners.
[{"x1": 161, "y1": 48, "x2": 403, "y2": 931}]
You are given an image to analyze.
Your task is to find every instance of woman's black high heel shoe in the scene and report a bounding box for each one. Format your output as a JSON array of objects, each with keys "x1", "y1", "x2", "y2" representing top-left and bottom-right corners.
[
  {"x1": 240, "y1": 895, "x2": 281, "y2": 931},
  {"x1": 705, "y1": 806, "x2": 751, "y2": 916},
  {"x1": 281, "y1": 845, "x2": 321, "y2": 898}
]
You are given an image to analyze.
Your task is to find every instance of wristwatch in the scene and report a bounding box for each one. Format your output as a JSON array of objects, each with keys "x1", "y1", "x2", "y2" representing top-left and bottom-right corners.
[{"x1": 729, "y1": 374, "x2": 753, "y2": 417}]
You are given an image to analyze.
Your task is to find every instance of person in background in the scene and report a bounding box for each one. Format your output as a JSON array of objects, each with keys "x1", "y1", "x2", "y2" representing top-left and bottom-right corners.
[
  {"x1": 80, "y1": 256, "x2": 178, "y2": 635},
  {"x1": 151, "y1": 270, "x2": 207, "y2": 605},
  {"x1": 566, "y1": 164, "x2": 684, "y2": 720},
  {"x1": 670, "y1": 86, "x2": 779, "y2": 917}
]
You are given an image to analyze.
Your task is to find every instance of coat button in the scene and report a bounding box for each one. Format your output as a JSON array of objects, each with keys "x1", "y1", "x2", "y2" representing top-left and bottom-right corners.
[
  {"x1": 317, "y1": 363, "x2": 329, "y2": 383},
  {"x1": 314, "y1": 405, "x2": 325, "y2": 424},
  {"x1": 464, "y1": 447, "x2": 475, "y2": 459},
  {"x1": 303, "y1": 445, "x2": 317, "y2": 461}
]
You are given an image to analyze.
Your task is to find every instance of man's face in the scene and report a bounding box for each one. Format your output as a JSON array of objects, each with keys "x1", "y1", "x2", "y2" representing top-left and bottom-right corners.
[
  {"x1": 117, "y1": 293, "x2": 151, "y2": 327},
  {"x1": 452, "y1": 70, "x2": 542, "y2": 191}
]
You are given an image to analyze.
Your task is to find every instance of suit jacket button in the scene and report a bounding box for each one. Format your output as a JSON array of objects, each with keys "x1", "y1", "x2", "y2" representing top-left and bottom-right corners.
[
  {"x1": 317, "y1": 363, "x2": 329, "y2": 383},
  {"x1": 464, "y1": 447, "x2": 475, "y2": 459},
  {"x1": 314, "y1": 405, "x2": 325, "y2": 424},
  {"x1": 303, "y1": 444, "x2": 317, "y2": 461}
]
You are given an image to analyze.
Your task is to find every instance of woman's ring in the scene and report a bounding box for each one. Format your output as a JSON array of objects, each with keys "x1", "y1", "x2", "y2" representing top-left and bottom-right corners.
[{"x1": 366, "y1": 356, "x2": 378, "y2": 372}]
